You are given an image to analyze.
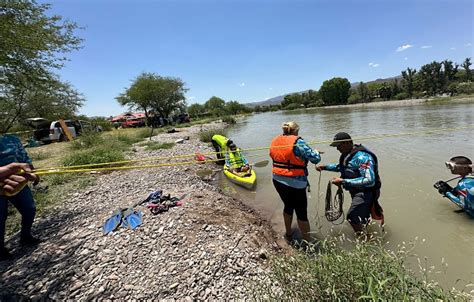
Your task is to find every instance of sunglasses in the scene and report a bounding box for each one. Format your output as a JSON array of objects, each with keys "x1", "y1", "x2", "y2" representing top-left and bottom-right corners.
[{"x1": 445, "y1": 161, "x2": 473, "y2": 170}]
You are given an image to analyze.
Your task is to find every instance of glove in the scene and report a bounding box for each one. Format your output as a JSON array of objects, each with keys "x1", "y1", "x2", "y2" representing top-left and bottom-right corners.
[{"x1": 434, "y1": 181, "x2": 452, "y2": 195}]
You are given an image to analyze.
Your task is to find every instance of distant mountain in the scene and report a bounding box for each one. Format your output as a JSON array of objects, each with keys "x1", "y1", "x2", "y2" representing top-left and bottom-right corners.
[{"x1": 245, "y1": 75, "x2": 402, "y2": 108}]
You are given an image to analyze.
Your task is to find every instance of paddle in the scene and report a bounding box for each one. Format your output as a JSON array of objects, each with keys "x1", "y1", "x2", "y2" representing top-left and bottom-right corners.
[{"x1": 196, "y1": 159, "x2": 269, "y2": 178}]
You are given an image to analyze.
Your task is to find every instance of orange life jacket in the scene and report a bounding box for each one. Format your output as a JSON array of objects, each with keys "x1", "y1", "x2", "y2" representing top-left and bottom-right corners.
[{"x1": 269, "y1": 135, "x2": 306, "y2": 177}]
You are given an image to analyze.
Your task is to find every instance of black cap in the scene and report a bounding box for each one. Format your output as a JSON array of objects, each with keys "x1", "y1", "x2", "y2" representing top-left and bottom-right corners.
[{"x1": 330, "y1": 132, "x2": 352, "y2": 147}]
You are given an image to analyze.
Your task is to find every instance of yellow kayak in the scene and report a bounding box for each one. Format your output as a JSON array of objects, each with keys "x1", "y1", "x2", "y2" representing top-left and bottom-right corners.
[{"x1": 223, "y1": 166, "x2": 257, "y2": 189}]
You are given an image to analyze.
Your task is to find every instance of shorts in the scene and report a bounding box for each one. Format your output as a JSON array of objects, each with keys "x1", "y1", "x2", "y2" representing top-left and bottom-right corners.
[
  {"x1": 347, "y1": 191, "x2": 374, "y2": 225},
  {"x1": 273, "y1": 179, "x2": 308, "y2": 221}
]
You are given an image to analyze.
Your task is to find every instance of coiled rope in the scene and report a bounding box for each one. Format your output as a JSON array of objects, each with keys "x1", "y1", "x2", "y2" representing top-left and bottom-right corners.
[{"x1": 325, "y1": 181, "x2": 344, "y2": 224}]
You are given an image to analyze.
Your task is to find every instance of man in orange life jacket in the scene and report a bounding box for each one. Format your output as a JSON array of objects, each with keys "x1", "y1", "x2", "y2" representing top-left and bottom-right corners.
[
  {"x1": 316, "y1": 132, "x2": 383, "y2": 235},
  {"x1": 269, "y1": 121, "x2": 321, "y2": 242}
]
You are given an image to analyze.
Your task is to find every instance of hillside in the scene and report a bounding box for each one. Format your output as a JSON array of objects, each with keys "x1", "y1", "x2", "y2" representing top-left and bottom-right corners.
[{"x1": 245, "y1": 75, "x2": 402, "y2": 108}]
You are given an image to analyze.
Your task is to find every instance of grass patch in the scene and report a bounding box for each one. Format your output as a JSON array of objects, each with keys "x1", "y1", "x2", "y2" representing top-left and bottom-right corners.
[
  {"x1": 199, "y1": 129, "x2": 227, "y2": 143},
  {"x1": 251, "y1": 237, "x2": 472, "y2": 300},
  {"x1": 70, "y1": 130, "x2": 104, "y2": 150},
  {"x1": 142, "y1": 141, "x2": 175, "y2": 151},
  {"x1": 62, "y1": 147, "x2": 125, "y2": 167},
  {"x1": 28, "y1": 150, "x2": 50, "y2": 161}
]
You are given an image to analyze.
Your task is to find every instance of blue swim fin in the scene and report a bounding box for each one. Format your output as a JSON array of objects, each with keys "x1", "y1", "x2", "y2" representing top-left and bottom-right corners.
[
  {"x1": 103, "y1": 209, "x2": 123, "y2": 234},
  {"x1": 121, "y1": 209, "x2": 143, "y2": 230}
]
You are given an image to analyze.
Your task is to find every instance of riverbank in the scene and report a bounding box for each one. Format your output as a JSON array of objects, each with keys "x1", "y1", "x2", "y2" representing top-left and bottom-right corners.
[
  {"x1": 319, "y1": 95, "x2": 474, "y2": 110},
  {"x1": 0, "y1": 122, "x2": 280, "y2": 300}
]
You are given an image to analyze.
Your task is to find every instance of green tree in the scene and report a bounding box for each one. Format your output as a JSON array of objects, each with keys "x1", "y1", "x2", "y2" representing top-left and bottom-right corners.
[
  {"x1": 0, "y1": 0, "x2": 83, "y2": 132},
  {"x1": 461, "y1": 57, "x2": 472, "y2": 81},
  {"x1": 419, "y1": 61, "x2": 443, "y2": 95},
  {"x1": 116, "y1": 72, "x2": 187, "y2": 121},
  {"x1": 187, "y1": 103, "x2": 205, "y2": 118},
  {"x1": 204, "y1": 96, "x2": 225, "y2": 116},
  {"x1": 225, "y1": 100, "x2": 247, "y2": 115},
  {"x1": 319, "y1": 77, "x2": 351, "y2": 105},
  {"x1": 357, "y1": 82, "x2": 370, "y2": 102},
  {"x1": 401, "y1": 68, "x2": 417, "y2": 97}
]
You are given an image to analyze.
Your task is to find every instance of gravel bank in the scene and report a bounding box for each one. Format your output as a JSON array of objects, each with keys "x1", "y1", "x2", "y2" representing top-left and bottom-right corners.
[{"x1": 0, "y1": 122, "x2": 280, "y2": 300}]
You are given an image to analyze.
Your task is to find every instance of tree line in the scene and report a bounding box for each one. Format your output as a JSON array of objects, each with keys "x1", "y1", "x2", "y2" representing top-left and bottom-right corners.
[{"x1": 273, "y1": 58, "x2": 472, "y2": 110}]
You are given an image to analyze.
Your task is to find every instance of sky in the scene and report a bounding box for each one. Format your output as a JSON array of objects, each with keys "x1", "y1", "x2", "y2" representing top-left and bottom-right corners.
[{"x1": 43, "y1": 0, "x2": 473, "y2": 117}]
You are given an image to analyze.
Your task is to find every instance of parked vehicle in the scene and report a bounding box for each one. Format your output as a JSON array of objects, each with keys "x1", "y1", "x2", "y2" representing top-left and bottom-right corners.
[
  {"x1": 49, "y1": 120, "x2": 78, "y2": 141},
  {"x1": 24, "y1": 118, "x2": 52, "y2": 144},
  {"x1": 25, "y1": 118, "x2": 103, "y2": 143},
  {"x1": 122, "y1": 118, "x2": 145, "y2": 128}
]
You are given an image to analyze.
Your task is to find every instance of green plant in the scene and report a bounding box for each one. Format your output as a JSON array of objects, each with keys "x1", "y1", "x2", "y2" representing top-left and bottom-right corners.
[
  {"x1": 394, "y1": 92, "x2": 409, "y2": 100},
  {"x1": 29, "y1": 150, "x2": 50, "y2": 161},
  {"x1": 199, "y1": 129, "x2": 227, "y2": 142},
  {"x1": 70, "y1": 130, "x2": 104, "y2": 150},
  {"x1": 251, "y1": 237, "x2": 472, "y2": 301},
  {"x1": 221, "y1": 116, "x2": 236, "y2": 124},
  {"x1": 62, "y1": 146, "x2": 125, "y2": 167}
]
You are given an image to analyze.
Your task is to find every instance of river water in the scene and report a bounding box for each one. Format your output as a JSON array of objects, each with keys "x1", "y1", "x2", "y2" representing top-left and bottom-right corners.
[{"x1": 219, "y1": 101, "x2": 473, "y2": 288}]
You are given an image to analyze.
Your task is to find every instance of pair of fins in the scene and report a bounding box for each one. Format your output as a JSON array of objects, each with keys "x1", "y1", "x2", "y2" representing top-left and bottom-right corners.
[{"x1": 103, "y1": 208, "x2": 143, "y2": 235}]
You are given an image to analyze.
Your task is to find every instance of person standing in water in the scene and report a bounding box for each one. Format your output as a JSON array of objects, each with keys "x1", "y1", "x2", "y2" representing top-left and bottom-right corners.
[
  {"x1": 435, "y1": 156, "x2": 473, "y2": 217},
  {"x1": 316, "y1": 132, "x2": 383, "y2": 236},
  {"x1": 269, "y1": 121, "x2": 321, "y2": 242}
]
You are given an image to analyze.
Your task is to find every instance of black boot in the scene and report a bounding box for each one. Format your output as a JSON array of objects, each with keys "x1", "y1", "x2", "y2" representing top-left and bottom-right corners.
[
  {"x1": 19, "y1": 234, "x2": 41, "y2": 246},
  {"x1": 0, "y1": 247, "x2": 12, "y2": 261}
]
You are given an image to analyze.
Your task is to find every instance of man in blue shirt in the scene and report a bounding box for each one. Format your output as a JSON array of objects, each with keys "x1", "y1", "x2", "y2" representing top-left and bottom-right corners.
[
  {"x1": 316, "y1": 132, "x2": 383, "y2": 235},
  {"x1": 435, "y1": 156, "x2": 474, "y2": 217},
  {"x1": 0, "y1": 134, "x2": 40, "y2": 260}
]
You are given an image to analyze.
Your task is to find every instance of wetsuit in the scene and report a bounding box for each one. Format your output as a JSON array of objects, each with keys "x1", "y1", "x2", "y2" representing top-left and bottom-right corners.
[
  {"x1": 325, "y1": 144, "x2": 382, "y2": 225},
  {"x1": 444, "y1": 175, "x2": 474, "y2": 217}
]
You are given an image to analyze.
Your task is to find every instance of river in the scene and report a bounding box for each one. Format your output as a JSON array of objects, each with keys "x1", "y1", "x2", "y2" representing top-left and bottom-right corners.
[{"x1": 219, "y1": 100, "x2": 473, "y2": 288}]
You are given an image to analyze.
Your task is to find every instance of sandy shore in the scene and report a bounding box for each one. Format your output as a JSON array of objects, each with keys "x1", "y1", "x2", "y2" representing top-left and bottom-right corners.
[{"x1": 0, "y1": 122, "x2": 281, "y2": 300}]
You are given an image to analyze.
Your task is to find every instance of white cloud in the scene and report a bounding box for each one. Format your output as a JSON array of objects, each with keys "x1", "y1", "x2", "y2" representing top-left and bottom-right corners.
[
  {"x1": 450, "y1": 47, "x2": 456, "y2": 50},
  {"x1": 420, "y1": 45, "x2": 432, "y2": 49},
  {"x1": 187, "y1": 96, "x2": 195, "y2": 100},
  {"x1": 396, "y1": 44, "x2": 414, "y2": 52},
  {"x1": 404, "y1": 57, "x2": 408, "y2": 60},
  {"x1": 368, "y1": 62, "x2": 379, "y2": 67},
  {"x1": 238, "y1": 82, "x2": 245, "y2": 87},
  {"x1": 465, "y1": 43, "x2": 472, "y2": 46},
  {"x1": 268, "y1": 87, "x2": 273, "y2": 90}
]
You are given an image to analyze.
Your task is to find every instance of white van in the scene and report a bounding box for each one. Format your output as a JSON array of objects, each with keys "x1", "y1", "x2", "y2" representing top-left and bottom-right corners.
[{"x1": 49, "y1": 120, "x2": 78, "y2": 141}]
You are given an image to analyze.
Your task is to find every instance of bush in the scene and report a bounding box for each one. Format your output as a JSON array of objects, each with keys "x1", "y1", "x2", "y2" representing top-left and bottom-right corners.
[
  {"x1": 62, "y1": 146, "x2": 125, "y2": 167},
  {"x1": 134, "y1": 128, "x2": 154, "y2": 139},
  {"x1": 371, "y1": 98, "x2": 385, "y2": 102},
  {"x1": 348, "y1": 94, "x2": 362, "y2": 104},
  {"x1": 282, "y1": 103, "x2": 301, "y2": 110},
  {"x1": 456, "y1": 82, "x2": 474, "y2": 95},
  {"x1": 70, "y1": 130, "x2": 104, "y2": 150},
  {"x1": 221, "y1": 116, "x2": 236, "y2": 124},
  {"x1": 394, "y1": 92, "x2": 409, "y2": 100},
  {"x1": 252, "y1": 238, "x2": 471, "y2": 300},
  {"x1": 199, "y1": 129, "x2": 227, "y2": 142}
]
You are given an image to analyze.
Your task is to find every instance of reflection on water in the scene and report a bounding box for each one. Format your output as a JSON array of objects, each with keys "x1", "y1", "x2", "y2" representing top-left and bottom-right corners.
[{"x1": 219, "y1": 101, "x2": 474, "y2": 288}]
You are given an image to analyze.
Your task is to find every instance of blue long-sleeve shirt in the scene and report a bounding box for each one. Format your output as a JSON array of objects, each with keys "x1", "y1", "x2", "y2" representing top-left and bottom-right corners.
[
  {"x1": 445, "y1": 176, "x2": 474, "y2": 217},
  {"x1": 273, "y1": 138, "x2": 321, "y2": 189},
  {"x1": 325, "y1": 151, "x2": 376, "y2": 189},
  {"x1": 0, "y1": 135, "x2": 32, "y2": 166}
]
